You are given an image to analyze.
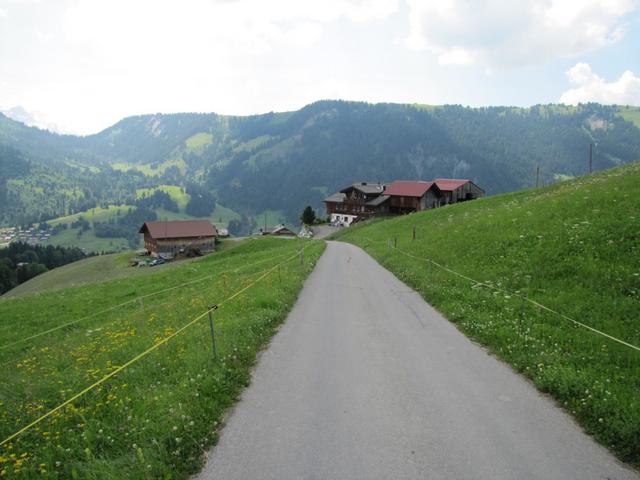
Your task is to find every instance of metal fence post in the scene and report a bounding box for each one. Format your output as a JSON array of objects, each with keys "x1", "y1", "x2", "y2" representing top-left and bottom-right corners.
[{"x1": 208, "y1": 305, "x2": 219, "y2": 360}]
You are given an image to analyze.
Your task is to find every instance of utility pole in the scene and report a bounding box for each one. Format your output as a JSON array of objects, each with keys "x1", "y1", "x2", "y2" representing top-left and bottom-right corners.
[
  {"x1": 536, "y1": 165, "x2": 540, "y2": 188},
  {"x1": 264, "y1": 213, "x2": 267, "y2": 231},
  {"x1": 589, "y1": 143, "x2": 593, "y2": 174}
]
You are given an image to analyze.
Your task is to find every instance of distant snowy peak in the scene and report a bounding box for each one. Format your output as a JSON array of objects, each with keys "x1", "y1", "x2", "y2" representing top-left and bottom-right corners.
[{"x1": 0, "y1": 105, "x2": 66, "y2": 134}]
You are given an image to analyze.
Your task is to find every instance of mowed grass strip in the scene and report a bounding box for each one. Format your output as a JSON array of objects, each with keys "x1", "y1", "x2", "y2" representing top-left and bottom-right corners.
[
  {"x1": 335, "y1": 161, "x2": 640, "y2": 467},
  {"x1": 0, "y1": 237, "x2": 325, "y2": 478}
]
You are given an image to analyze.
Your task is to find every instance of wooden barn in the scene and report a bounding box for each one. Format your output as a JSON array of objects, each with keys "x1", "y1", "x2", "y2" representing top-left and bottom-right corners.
[
  {"x1": 139, "y1": 220, "x2": 217, "y2": 257},
  {"x1": 385, "y1": 181, "x2": 442, "y2": 214},
  {"x1": 434, "y1": 179, "x2": 485, "y2": 204}
]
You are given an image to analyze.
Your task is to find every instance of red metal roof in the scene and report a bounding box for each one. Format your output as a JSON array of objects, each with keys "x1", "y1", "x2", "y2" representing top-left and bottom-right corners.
[
  {"x1": 434, "y1": 179, "x2": 471, "y2": 191},
  {"x1": 385, "y1": 181, "x2": 437, "y2": 198},
  {"x1": 139, "y1": 220, "x2": 217, "y2": 239}
]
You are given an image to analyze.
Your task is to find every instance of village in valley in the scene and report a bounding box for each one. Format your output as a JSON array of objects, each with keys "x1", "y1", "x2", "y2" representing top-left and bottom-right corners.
[{"x1": 0, "y1": 226, "x2": 51, "y2": 248}]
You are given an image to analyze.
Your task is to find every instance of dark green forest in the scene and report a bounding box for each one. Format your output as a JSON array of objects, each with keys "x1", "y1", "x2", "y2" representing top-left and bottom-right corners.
[
  {"x1": 0, "y1": 242, "x2": 86, "y2": 294},
  {"x1": 1, "y1": 101, "x2": 639, "y2": 227}
]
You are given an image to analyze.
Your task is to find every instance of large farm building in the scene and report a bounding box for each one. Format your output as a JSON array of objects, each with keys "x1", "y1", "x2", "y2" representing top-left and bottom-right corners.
[
  {"x1": 324, "y1": 178, "x2": 484, "y2": 226},
  {"x1": 139, "y1": 220, "x2": 217, "y2": 257}
]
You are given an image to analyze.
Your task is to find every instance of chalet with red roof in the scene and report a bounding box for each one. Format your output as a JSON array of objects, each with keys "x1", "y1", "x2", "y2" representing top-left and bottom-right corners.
[
  {"x1": 385, "y1": 181, "x2": 442, "y2": 214},
  {"x1": 434, "y1": 179, "x2": 485, "y2": 204},
  {"x1": 139, "y1": 220, "x2": 218, "y2": 257},
  {"x1": 324, "y1": 177, "x2": 484, "y2": 225}
]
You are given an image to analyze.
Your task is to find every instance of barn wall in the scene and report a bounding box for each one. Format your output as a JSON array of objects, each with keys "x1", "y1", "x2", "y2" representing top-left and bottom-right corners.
[{"x1": 154, "y1": 236, "x2": 216, "y2": 254}]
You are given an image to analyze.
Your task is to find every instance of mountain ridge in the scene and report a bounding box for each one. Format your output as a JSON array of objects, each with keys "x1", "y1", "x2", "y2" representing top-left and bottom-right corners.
[{"x1": 1, "y1": 100, "x2": 640, "y2": 227}]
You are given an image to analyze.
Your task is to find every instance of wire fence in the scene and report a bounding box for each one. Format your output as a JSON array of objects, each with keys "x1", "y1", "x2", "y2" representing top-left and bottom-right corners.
[
  {"x1": 0, "y1": 251, "x2": 291, "y2": 352},
  {"x1": 349, "y1": 234, "x2": 639, "y2": 353},
  {"x1": 0, "y1": 243, "x2": 313, "y2": 447}
]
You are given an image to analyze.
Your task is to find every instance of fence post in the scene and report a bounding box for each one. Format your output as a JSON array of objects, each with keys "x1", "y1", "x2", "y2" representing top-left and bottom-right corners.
[
  {"x1": 394, "y1": 236, "x2": 397, "y2": 249},
  {"x1": 412, "y1": 225, "x2": 416, "y2": 241},
  {"x1": 208, "y1": 305, "x2": 218, "y2": 360}
]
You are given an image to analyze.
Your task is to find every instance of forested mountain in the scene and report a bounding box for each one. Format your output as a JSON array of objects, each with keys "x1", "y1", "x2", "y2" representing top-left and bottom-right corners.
[{"x1": 1, "y1": 101, "x2": 639, "y2": 226}]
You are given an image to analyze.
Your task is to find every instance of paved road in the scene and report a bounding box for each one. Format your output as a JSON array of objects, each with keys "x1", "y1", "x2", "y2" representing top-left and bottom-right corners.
[
  {"x1": 198, "y1": 241, "x2": 638, "y2": 480},
  {"x1": 311, "y1": 224, "x2": 341, "y2": 239}
]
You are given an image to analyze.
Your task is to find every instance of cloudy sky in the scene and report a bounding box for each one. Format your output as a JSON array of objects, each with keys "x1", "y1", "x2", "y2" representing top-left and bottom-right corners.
[{"x1": 1, "y1": 0, "x2": 639, "y2": 134}]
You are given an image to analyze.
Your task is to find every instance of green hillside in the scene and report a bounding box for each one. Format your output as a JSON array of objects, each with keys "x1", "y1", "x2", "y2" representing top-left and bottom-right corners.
[
  {"x1": 0, "y1": 237, "x2": 324, "y2": 478},
  {"x1": 3, "y1": 240, "x2": 242, "y2": 299},
  {"x1": 2, "y1": 102, "x2": 640, "y2": 227},
  {"x1": 334, "y1": 162, "x2": 640, "y2": 466}
]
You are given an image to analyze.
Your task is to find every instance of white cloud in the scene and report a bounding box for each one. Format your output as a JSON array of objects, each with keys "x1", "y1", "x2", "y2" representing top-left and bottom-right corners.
[
  {"x1": 404, "y1": 0, "x2": 638, "y2": 67},
  {"x1": 0, "y1": 7, "x2": 7, "y2": 19},
  {"x1": 437, "y1": 47, "x2": 474, "y2": 66},
  {"x1": 0, "y1": 0, "x2": 399, "y2": 134},
  {"x1": 559, "y1": 62, "x2": 640, "y2": 105}
]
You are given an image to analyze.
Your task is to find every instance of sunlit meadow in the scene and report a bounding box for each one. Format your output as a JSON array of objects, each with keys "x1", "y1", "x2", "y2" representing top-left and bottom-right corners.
[
  {"x1": 336, "y1": 162, "x2": 640, "y2": 466},
  {"x1": 0, "y1": 237, "x2": 324, "y2": 478}
]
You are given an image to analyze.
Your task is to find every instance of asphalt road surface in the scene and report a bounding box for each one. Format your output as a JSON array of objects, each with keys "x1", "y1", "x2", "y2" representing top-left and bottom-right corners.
[{"x1": 198, "y1": 241, "x2": 638, "y2": 480}]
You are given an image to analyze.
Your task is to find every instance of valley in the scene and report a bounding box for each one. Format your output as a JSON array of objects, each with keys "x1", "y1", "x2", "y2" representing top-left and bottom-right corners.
[{"x1": 2, "y1": 102, "x2": 640, "y2": 250}]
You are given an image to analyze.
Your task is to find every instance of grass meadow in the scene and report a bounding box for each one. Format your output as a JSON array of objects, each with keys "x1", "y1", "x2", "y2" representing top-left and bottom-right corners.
[
  {"x1": 335, "y1": 162, "x2": 640, "y2": 467},
  {"x1": 0, "y1": 237, "x2": 324, "y2": 478}
]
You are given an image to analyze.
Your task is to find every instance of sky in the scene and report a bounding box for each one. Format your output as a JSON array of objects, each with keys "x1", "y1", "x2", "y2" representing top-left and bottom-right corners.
[{"x1": 0, "y1": 0, "x2": 639, "y2": 135}]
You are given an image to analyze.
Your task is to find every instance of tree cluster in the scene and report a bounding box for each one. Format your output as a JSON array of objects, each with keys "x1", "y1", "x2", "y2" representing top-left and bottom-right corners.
[
  {"x1": 136, "y1": 190, "x2": 179, "y2": 212},
  {"x1": 0, "y1": 242, "x2": 86, "y2": 294},
  {"x1": 185, "y1": 184, "x2": 216, "y2": 217}
]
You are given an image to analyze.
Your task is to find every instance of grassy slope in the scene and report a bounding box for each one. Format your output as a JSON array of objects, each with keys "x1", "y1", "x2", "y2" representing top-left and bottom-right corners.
[
  {"x1": 185, "y1": 132, "x2": 213, "y2": 150},
  {"x1": 48, "y1": 206, "x2": 132, "y2": 227},
  {"x1": 44, "y1": 228, "x2": 130, "y2": 253},
  {"x1": 335, "y1": 162, "x2": 640, "y2": 466},
  {"x1": 4, "y1": 241, "x2": 240, "y2": 299},
  {"x1": 111, "y1": 158, "x2": 187, "y2": 177},
  {"x1": 135, "y1": 185, "x2": 190, "y2": 211},
  {"x1": 0, "y1": 237, "x2": 324, "y2": 478},
  {"x1": 618, "y1": 106, "x2": 640, "y2": 129},
  {"x1": 2, "y1": 254, "x2": 131, "y2": 298}
]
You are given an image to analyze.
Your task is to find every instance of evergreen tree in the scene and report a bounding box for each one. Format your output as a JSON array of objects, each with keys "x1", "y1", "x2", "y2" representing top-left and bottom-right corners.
[{"x1": 300, "y1": 206, "x2": 316, "y2": 225}]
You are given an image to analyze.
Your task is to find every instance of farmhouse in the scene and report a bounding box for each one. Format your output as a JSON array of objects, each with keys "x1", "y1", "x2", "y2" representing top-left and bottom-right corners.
[
  {"x1": 434, "y1": 179, "x2": 485, "y2": 204},
  {"x1": 325, "y1": 177, "x2": 485, "y2": 224},
  {"x1": 139, "y1": 220, "x2": 217, "y2": 257},
  {"x1": 385, "y1": 181, "x2": 442, "y2": 214},
  {"x1": 324, "y1": 182, "x2": 389, "y2": 226}
]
